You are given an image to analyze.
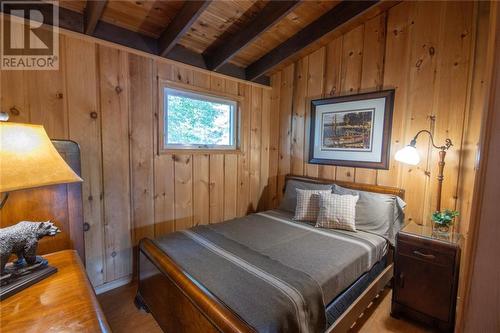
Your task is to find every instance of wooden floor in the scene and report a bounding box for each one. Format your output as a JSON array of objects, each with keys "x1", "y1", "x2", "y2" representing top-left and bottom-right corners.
[
  {"x1": 98, "y1": 282, "x2": 161, "y2": 333},
  {"x1": 98, "y1": 283, "x2": 435, "y2": 333}
]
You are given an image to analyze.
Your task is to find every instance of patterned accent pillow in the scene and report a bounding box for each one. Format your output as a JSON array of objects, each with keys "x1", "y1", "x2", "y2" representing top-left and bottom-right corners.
[
  {"x1": 315, "y1": 192, "x2": 359, "y2": 231},
  {"x1": 293, "y1": 189, "x2": 332, "y2": 222}
]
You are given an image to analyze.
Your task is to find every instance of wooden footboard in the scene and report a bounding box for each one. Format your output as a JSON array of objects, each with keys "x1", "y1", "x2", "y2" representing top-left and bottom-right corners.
[{"x1": 137, "y1": 238, "x2": 256, "y2": 333}]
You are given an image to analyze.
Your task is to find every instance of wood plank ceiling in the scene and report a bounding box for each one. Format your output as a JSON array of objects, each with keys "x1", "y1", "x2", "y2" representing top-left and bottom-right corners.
[{"x1": 15, "y1": 0, "x2": 382, "y2": 84}]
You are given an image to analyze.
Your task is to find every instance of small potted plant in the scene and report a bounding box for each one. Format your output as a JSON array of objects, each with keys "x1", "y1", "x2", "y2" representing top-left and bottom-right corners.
[{"x1": 431, "y1": 209, "x2": 459, "y2": 234}]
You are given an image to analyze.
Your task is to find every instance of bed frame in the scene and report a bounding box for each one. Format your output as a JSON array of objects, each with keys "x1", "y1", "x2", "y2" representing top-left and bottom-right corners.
[{"x1": 135, "y1": 175, "x2": 405, "y2": 333}]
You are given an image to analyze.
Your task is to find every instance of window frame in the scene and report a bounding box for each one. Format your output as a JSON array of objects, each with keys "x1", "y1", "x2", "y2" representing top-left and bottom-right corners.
[{"x1": 158, "y1": 80, "x2": 241, "y2": 154}]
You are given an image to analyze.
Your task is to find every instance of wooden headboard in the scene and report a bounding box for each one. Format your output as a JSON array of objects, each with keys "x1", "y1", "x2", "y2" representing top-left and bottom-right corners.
[
  {"x1": 0, "y1": 140, "x2": 84, "y2": 261},
  {"x1": 286, "y1": 175, "x2": 405, "y2": 200}
]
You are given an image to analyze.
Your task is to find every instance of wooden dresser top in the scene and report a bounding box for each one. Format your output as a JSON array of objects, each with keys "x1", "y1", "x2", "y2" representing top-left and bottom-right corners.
[{"x1": 0, "y1": 250, "x2": 110, "y2": 333}]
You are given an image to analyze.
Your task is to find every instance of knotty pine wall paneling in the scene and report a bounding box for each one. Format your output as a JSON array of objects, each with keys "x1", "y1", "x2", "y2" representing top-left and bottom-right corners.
[
  {"x1": 304, "y1": 47, "x2": 326, "y2": 179},
  {"x1": 249, "y1": 86, "x2": 263, "y2": 211},
  {"x1": 429, "y1": 1, "x2": 475, "y2": 225},
  {"x1": 290, "y1": 56, "x2": 308, "y2": 178},
  {"x1": 268, "y1": 1, "x2": 488, "y2": 239},
  {"x1": 319, "y1": 37, "x2": 342, "y2": 180},
  {"x1": 457, "y1": 1, "x2": 491, "y2": 236},
  {"x1": 259, "y1": 88, "x2": 272, "y2": 211},
  {"x1": 376, "y1": 2, "x2": 414, "y2": 188},
  {"x1": 209, "y1": 154, "x2": 224, "y2": 224},
  {"x1": 276, "y1": 64, "x2": 295, "y2": 205},
  {"x1": 265, "y1": 73, "x2": 282, "y2": 209},
  {"x1": 338, "y1": 26, "x2": 365, "y2": 182},
  {"x1": 0, "y1": 25, "x2": 272, "y2": 288},
  {"x1": 98, "y1": 46, "x2": 132, "y2": 282},
  {"x1": 401, "y1": 1, "x2": 444, "y2": 227},
  {"x1": 355, "y1": 13, "x2": 387, "y2": 184},
  {"x1": 237, "y1": 84, "x2": 252, "y2": 216},
  {"x1": 129, "y1": 54, "x2": 156, "y2": 244},
  {"x1": 65, "y1": 38, "x2": 105, "y2": 287}
]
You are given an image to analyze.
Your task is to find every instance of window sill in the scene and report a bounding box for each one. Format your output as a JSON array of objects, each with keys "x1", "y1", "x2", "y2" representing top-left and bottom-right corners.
[{"x1": 159, "y1": 149, "x2": 243, "y2": 155}]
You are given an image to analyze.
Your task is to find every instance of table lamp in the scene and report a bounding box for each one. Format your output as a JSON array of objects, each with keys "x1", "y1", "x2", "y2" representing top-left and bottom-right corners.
[
  {"x1": 394, "y1": 129, "x2": 452, "y2": 211},
  {"x1": 0, "y1": 120, "x2": 82, "y2": 207},
  {"x1": 0, "y1": 118, "x2": 83, "y2": 298}
]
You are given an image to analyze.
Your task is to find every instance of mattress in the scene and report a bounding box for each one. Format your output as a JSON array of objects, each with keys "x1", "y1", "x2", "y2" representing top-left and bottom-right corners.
[
  {"x1": 325, "y1": 256, "x2": 387, "y2": 326},
  {"x1": 212, "y1": 209, "x2": 388, "y2": 304}
]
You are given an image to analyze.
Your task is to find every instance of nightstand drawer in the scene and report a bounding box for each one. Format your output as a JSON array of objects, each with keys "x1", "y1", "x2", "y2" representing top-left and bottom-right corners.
[{"x1": 397, "y1": 239, "x2": 455, "y2": 267}]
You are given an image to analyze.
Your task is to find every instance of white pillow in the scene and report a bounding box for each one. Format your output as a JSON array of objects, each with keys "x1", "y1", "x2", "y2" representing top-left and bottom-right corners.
[
  {"x1": 315, "y1": 192, "x2": 359, "y2": 231},
  {"x1": 293, "y1": 189, "x2": 332, "y2": 222}
]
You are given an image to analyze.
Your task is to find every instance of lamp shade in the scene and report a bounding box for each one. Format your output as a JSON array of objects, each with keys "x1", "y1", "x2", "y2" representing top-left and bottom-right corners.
[
  {"x1": 0, "y1": 122, "x2": 82, "y2": 193},
  {"x1": 395, "y1": 145, "x2": 420, "y2": 165}
]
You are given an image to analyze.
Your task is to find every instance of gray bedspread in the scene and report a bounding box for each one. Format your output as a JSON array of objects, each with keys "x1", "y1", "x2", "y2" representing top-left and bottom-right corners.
[{"x1": 153, "y1": 209, "x2": 387, "y2": 333}]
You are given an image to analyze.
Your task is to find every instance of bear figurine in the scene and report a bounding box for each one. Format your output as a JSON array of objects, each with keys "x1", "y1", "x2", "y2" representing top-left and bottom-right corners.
[{"x1": 0, "y1": 221, "x2": 60, "y2": 274}]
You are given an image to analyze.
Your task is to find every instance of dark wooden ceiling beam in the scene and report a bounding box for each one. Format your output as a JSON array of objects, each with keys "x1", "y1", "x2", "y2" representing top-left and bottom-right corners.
[
  {"x1": 0, "y1": 1, "x2": 270, "y2": 86},
  {"x1": 158, "y1": 0, "x2": 212, "y2": 57},
  {"x1": 93, "y1": 23, "x2": 269, "y2": 84},
  {"x1": 84, "y1": 0, "x2": 108, "y2": 35},
  {"x1": 93, "y1": 20, "x2": 158, "y2": 55},
  {"x1": 167, "y1": 44, "x2": 269, "y2": 85},
  {"x1": 1, "y1": 0, "x2": 83, "y2": 32},
  {"x1": 204, "y1": 0, "x2": 301, "y2": 71},
  {"x1": 246, "y1": 0, "x2": 379, "y2": 81}
]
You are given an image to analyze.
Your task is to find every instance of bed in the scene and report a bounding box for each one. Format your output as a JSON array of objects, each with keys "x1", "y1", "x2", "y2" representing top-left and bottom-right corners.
[{"x1": 135, "y1": 175, "x2": 405, "y2": 333}]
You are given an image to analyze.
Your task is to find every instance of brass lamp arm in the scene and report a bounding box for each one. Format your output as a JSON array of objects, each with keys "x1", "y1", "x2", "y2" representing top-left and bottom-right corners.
[{"x1": 410, "y1": 129, "x2": 453, "y2": 151}]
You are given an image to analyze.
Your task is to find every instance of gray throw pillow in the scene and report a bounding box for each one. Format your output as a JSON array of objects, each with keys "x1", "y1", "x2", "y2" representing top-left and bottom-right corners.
[
  {"x1": 278, "y1": 179, "x2": 333, "y2": 213},
  {"x1": 332, "y1": 184, "x2": 406, "y2": 245}
]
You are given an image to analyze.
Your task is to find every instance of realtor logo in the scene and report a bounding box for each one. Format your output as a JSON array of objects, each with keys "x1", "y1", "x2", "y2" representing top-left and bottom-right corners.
[{"x1": 1, "y1": 1, "x2": 59, "y2": 70}]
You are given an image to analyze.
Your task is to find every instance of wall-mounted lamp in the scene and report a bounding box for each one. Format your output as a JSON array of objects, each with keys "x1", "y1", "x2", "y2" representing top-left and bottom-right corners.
[
  {"x1": 395, "y1": 130, "x2": 453, "y2": 211},
  {"x1": 0, "y1": 112, "x2": 9, "y2": 121}
]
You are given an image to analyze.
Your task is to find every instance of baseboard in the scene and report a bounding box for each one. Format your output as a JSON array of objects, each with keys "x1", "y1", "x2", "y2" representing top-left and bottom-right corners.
[{"x1": 94, "y1": 275, "x2": 132, "y2": 295}]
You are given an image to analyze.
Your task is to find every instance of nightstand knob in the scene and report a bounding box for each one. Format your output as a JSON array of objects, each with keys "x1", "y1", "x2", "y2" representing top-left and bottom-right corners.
[{"x1": 399, "y1": 273, "x2": 405, "y2": 288}]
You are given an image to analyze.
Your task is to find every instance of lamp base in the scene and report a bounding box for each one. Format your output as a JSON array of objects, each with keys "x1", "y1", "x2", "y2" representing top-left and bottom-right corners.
[{"x1": 0, "y1": 257, "x2": 57, "y2": 300}]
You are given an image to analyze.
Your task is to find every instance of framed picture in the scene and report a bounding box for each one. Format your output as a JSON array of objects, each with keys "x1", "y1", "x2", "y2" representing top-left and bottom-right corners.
[{"x1": 309, "y1": 90, "x2": 395, "y2": 169}]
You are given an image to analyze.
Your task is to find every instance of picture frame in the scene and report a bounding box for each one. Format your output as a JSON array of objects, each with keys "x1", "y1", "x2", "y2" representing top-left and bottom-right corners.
[{"x1": 308, "y1": 90, "x2": 395, "y2": 169}]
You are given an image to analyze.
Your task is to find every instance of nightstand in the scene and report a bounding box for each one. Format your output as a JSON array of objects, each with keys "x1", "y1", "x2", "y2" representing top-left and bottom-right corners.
[{"x1": 391, "y1": 222, "x2": 461, "y2": 332}]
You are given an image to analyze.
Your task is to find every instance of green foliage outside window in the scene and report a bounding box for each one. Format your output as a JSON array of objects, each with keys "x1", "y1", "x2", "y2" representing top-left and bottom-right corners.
[{"x1": 166, "y1": 93, "x2": 232, "y2": 146}]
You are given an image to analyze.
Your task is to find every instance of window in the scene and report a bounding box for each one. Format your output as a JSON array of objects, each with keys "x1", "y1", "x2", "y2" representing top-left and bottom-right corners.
[{"x1": 161, "y1": 86, "x2": 239, "y2": 151}]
